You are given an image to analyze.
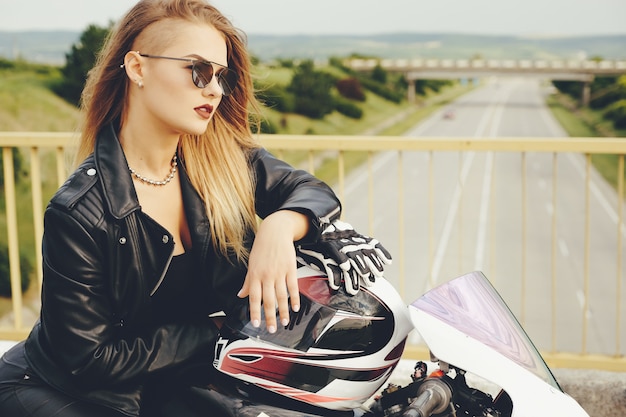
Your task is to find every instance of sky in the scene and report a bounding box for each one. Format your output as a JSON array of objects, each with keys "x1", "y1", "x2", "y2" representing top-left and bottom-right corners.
[{"x1": 1, "y1": 0, "x2": 625, "y2": 37}]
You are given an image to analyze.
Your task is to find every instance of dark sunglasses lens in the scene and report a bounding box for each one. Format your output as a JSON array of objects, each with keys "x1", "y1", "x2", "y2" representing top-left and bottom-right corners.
[
  {"x1": 191, "y1": 61, "x2": 213, "y2": 88},
  {"x1": 217, "y1": 69, "x2": 238, "y2": 96},
  {"x1": 192, "y1": 61, "x2": 238, "y2": 96}
]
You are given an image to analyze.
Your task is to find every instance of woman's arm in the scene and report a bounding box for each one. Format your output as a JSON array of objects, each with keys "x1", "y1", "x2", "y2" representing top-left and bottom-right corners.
[
  {"x1": 239, "y1": 148, "x2": 341, "y2": 332},
  {"x1": 238, "y1": 210, "x2": 308, "y2": 333}
]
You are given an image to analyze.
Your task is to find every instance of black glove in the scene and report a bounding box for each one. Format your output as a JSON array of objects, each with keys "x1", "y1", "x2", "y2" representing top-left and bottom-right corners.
[{"x1": 296, "y1": 220, "x2": 392, "y2": 295}]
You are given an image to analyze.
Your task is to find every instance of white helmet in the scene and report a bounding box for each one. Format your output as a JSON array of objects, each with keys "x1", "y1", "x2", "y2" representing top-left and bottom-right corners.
[{"x1": 213, "y1": 266, "x2": 413, "y2": 411}]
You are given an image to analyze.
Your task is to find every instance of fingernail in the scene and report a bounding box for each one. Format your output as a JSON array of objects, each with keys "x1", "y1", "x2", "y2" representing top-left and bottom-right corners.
[
  {"x1": 281, "y1": 318, "x2": 289, "y2": 326},
  {"x1": 252, "y1": 319, "x2": 260, "y2": 328},
  {"x1": 268, "y1": 325, "x2": 276, "y2": 334},
  {"x1": 292, "y1": 304, "x2": 300, "y2": 312}
]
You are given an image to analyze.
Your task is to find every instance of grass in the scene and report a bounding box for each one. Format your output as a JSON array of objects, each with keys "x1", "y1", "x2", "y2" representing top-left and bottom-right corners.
[
  {"x1": 0, "y1": 69, "x2": 81, "y2": 131},
  {"x1": 546, "y1": 93, "x2": 626, "y2": 191}
]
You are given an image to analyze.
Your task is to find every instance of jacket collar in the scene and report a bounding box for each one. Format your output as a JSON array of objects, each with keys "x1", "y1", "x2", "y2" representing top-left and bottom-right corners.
[
  {"x1": 94, "y1": 124, "x2": 141, "y2": 220},
  {"x1": 93, "y1": 124, "x2": 212, "y2": 253}
]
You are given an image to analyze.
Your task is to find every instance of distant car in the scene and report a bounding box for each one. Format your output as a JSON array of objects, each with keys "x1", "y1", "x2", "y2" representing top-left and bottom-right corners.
[{"x1": 443, "y1": 108, "x2": 455, "y2": 119}]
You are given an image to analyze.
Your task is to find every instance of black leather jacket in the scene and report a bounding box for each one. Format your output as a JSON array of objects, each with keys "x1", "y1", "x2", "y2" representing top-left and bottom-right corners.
[{"x1": 23, "y1": 124, "x2": 341, "y2": 416}]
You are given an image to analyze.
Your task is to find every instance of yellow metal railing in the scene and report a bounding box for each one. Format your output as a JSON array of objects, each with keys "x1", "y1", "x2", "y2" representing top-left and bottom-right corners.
[{"x1": 1, "y1": 132, "x2": 626, "y2": 372}]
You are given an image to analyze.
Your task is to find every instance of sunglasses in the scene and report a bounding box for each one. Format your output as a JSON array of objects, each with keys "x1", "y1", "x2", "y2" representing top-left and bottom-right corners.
[{"x1": 137, "y1": 53, "x2": 238, "y2": 96}]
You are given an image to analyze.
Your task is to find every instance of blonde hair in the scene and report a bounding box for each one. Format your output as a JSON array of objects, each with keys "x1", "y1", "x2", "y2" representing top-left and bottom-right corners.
[{"x1": 78, "y1": 0, "x2": 260, "y2": 262}]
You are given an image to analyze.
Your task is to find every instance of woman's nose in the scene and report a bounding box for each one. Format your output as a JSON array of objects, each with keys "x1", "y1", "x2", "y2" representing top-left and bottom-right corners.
[{"x1": 202, "y1": 75, "x2": 223, "y2": 97}]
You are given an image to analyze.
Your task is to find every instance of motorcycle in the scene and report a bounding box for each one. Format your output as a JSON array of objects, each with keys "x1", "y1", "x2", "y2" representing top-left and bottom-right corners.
[{"x1": 185, "y1": 268, "x2": 589, "y2": 417}]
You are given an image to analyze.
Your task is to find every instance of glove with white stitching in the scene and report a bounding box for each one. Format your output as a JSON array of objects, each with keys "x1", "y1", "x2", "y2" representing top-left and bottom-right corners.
[{"x1": 296, "y1": 220, "x2": 392, "y2": 295}]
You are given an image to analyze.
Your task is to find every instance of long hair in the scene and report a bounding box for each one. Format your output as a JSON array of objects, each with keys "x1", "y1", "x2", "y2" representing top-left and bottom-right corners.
[{"x1": 78, "y1": 0, "x2": 260, "y2": 262}]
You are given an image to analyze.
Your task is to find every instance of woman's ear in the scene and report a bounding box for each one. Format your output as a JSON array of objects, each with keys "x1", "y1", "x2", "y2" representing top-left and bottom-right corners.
[{"x1": 123, "y1": 51, "x2": 144, "y2": 88}]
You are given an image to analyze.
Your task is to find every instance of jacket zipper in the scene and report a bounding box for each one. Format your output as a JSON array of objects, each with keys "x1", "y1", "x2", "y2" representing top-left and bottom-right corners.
[
  {"x1": 319, "y1": 205, "x2": 341, "y2": 228},
  {"x1": 149, "y1": 249, "x2": 174, "y2": 297}
]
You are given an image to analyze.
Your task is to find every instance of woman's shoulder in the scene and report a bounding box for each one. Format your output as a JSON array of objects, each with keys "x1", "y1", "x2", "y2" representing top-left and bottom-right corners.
[{"x1": 47, "y1": 155, "x2": 106, "y2": 226}]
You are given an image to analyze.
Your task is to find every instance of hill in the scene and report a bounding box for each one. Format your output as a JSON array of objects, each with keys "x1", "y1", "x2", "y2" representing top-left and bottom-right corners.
[{"x1": 1, "y1": 30, "x2": 625, "y2": 65}]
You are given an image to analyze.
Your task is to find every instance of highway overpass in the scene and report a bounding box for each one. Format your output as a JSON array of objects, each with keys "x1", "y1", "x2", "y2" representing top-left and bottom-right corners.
[{"x1": 346, "y1": 58, "x2": 626, "y2": 105}]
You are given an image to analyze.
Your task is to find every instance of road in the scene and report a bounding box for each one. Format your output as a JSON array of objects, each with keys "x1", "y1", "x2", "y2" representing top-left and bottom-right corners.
[{"x1": 340, "y1": 77, "x2": 626, "y2": 356}]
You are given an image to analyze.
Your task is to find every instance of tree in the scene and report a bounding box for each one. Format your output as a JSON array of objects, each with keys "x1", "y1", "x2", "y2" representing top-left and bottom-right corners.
[
  {"x1": 336, "y1": 77, "x2": 366, "y2": 101},
  {"x1": 371, "y1": 64, "x2": 387, "y2": 84},
  {"x1": 605, "y1": 99, "x2": 626, "y2": 129},
  {"x1": 288, "y1": 61, "x2": 335, "y2": 119},
  {"x1": 55, "y1": 24, "x2": 110, "y2": 106}
]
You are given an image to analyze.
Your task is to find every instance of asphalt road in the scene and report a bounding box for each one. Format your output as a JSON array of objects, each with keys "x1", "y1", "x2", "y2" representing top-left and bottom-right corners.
[{"x1": 340, "y1": 77, "x2": 626, "y2": 356}]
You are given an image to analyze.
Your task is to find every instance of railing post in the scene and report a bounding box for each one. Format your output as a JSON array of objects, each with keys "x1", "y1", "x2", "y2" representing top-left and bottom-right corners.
[{"x1": 2, "y1": 147, "x2": 23, "y2": 330}]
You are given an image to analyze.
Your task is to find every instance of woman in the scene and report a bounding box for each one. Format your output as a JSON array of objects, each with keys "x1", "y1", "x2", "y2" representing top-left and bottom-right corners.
[{"x1": 0, "y1": 0, "x2": 390, "y2": 416}]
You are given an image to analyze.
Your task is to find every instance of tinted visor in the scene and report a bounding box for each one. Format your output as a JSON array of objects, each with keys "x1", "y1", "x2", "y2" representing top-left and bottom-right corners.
[{"x1": 224, "y1": 276, "x2": 394, "y2": 354}]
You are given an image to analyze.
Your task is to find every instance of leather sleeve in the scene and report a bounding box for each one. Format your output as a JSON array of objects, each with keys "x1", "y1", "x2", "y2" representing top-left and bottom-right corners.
[{"x1": 251, "y1": 148, "x2": 341, "y2": 243}]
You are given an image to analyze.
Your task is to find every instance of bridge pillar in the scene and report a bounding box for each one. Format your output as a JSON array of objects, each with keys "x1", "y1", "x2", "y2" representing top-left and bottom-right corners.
[
  {"x1": 407, "y1": 79, "x2": 416, "y2": 104},
  {"x1": 582, "y1": 81, "x2": 591, "y2": 107}
]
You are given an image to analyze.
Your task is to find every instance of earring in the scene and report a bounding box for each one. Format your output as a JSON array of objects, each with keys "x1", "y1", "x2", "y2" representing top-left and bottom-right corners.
[{"x1": 137, "y1": 79, "x2": 144, "y2": 88}]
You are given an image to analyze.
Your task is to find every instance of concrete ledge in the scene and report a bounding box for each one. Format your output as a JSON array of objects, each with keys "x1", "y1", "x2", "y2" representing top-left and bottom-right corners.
[
  {"x1": 0, "y1": 340, "x2": 16, "y2": 355},
  {"x1": 554, "y1": 368, "x2": 626, "y2": 417}
]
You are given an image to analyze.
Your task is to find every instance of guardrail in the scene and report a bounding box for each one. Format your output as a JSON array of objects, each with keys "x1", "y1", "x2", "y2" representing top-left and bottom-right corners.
[{"x1": 1, "y1": 132, "x2": 625, "y2": 372}]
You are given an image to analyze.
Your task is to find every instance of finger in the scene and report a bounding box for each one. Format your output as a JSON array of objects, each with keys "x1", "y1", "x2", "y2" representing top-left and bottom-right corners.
[
  {"x1": 348, "y1": 254, "x2": 370, "y2": 276},
  {"x1": 344, "y1": 269, "x2": 360, "y2": 295},
  {"x1": 286, "y1": 269, "x2": 301, "y2": 313},
  {"x1": 327, "y1": 264, "x2": 342, "y2": 290},
  {"x1": 365, "y1": 257, "x2": 384, "y2": 279},
  {"x1": 245, "y1": 278, "x2": 262, "y2": 329},
  {"x1": 276, "y1": 280, "x2": 291, "y2": 327},
  {"x1": 372, "y1": 241, "x2": 393, "y2": 263},
  {"x1": 262, "y1": 281, "x2": 278, "y2": 333},
  {"x1": 363, "y1": 252, "x2": 385, "y2": 275}
]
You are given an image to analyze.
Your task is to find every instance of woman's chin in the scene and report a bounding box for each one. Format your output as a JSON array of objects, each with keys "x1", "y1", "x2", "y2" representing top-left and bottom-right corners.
[{"x1": 181, "y1": 120, "x2": 212, "y2": 136}]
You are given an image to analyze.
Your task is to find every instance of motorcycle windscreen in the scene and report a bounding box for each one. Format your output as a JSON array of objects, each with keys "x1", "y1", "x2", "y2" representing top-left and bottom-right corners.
[{"x1": 409, "y1": 271, "x2": 560, "y2": 391}]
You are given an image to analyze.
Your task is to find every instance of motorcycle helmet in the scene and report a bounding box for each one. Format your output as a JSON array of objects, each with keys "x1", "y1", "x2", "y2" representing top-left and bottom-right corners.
[{"x1": 213, "y1": 265, "x2": 413, "y2": 411}]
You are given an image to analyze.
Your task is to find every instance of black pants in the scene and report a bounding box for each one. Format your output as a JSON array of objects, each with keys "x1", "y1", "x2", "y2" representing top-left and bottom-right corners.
[{"x1": 0, "y1": 342, "x2": 211, "y2": 417}]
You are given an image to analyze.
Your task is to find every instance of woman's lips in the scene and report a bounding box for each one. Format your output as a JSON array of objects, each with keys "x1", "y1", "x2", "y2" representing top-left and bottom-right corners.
[{"x1": 194, "y1": 105, "x2": 213, "y2": 120}]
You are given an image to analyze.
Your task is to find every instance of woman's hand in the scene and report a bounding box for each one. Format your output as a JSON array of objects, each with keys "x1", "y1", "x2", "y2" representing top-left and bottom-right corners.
[{"x1": 237, "y1": 210, "x2": 308, "y2": 333}]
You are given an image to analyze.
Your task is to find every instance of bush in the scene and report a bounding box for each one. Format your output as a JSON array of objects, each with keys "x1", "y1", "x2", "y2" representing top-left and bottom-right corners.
[
  {"x1": 590, "y1": 89, "x2": 623, "y2": 109},
  {"x1": 256, "y1": 84, "x2": 295, "y2": 112},
  {"x1": 0, "y1": 57, "x2": 15, "y2": 70},
  {"x1": 259, "y1": 118, "x2": 278, "y2": 134},
  {"x1": 288, "y1": 61, "x2": 335, "y2": 119},
  {"x1": 336, "y1": 77, "x2": 366, "y2": 101},
  {"x1": 334, "y1": 97, "x2": 363, "y2": 119},
  {"x1": 0, "y1": 244, "x2": 32, "y2": 297},
  {"x1": 358, "y1": 77, "x2": 404, "y2": 103},
  {"x1": 605, "y1": 99, "x2": 626, "y2": 129},
  {"x1": 371, "y1": 64, "x2": 388, "y2": 84}
]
